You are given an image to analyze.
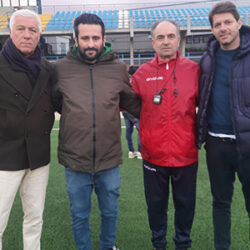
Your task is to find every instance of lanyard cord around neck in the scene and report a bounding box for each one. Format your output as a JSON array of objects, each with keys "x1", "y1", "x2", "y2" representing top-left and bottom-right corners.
[{"x1": 157, "y1": 54, "x2": 178, "y2": 97}]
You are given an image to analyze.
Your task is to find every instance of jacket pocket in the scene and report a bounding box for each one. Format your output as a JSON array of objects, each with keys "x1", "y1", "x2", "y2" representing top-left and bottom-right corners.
[{"x1": 5, "y1": 110, "x2": 25, "y2": 140}]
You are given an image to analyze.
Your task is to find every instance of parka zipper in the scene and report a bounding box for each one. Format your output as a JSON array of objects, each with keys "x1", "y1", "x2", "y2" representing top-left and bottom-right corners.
[
  {"x1": 89, "y1": 65, "x2": 96, "y2": 172},
  {"x1": 229, "y1": 55, "x2": 240, "y2": 157}
]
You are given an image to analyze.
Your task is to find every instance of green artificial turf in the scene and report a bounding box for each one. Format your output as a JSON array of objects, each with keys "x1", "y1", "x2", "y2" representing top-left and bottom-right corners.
[{"x1": 2, "y1": 120, "x2": 249, "y2": 250}]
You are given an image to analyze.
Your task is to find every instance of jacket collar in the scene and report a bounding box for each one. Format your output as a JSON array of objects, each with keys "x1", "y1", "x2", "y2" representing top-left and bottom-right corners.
[
  {"x1": 68, "y1": 41, "x2": 116, "y2": 64},
  {"x1": 154, "y1": 50, "x2": 180, "y2": 66},
  {"x1": 0, "y1": 54, "x2": 49, "y2": 112}
]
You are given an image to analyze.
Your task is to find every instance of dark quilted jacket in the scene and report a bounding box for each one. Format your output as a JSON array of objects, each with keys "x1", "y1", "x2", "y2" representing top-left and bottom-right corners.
[{"x1": 197, "y1": 25, "x2": 250, "y2": 159}]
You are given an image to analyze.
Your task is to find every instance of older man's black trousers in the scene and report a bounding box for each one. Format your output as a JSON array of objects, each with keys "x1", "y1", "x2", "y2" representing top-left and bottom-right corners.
[{"x1": 143, "y1": 160, "x2": 198, "y2": 250}]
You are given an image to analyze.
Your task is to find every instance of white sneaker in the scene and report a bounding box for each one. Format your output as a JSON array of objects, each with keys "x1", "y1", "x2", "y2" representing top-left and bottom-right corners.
[
  {"x1": 128, "y1": 151, "x2": 136, "y2": 159},
  {"x1": 110, "y1": 246, "x2": 119, "y2": 250},
  {"x1": 136, "y1": 151, "x2": 142, "y2": 159}
]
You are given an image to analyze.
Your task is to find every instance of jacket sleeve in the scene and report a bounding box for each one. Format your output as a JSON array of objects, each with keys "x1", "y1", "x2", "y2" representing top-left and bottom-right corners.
[
  {"x1": 51, "y1": 62, "x2": 63, "y2": 114},
  {"x1": 119, "y1": 64, "x2": 141, "y2": 118},
  {"x1": 195, "y1": 65, "x2": 201, "y2": 107}
]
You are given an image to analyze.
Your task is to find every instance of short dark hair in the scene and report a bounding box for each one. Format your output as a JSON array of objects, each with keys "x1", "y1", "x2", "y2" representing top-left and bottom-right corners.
[
  {"x1": 151, "y1": 20, "x2": 180, "y2": 38},
  {"x1": 74, "y1": 13, "x2": 105, "y2": 38},
  {"x1": 209, "y1": 1, "x2": 240, "y2": 27}
]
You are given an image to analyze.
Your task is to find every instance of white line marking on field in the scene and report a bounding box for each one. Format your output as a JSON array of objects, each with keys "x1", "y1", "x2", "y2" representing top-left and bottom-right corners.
[{"x1": 52, "y1": 126, "x2": 126, "y2": 131}]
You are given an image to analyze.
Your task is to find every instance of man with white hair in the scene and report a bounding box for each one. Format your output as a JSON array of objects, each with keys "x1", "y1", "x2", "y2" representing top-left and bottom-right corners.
[{"x1": 0, "y1": 9, "x2": 55, "y2": 250}]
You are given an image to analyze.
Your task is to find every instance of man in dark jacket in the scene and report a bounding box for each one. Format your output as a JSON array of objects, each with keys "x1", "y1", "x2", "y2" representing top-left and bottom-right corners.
[
  {"x1": 54, "y1": 13, "x2": 140, "y2": 250},
  {"x1": 197, "y1": 1, "x2": 250, "y2": 249},
  {"x1": 0, "y1": 9, "x2": 55, "y2": 250}
]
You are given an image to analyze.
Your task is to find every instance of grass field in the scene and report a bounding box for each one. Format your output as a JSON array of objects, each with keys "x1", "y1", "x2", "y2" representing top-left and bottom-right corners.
[{"x1": 3, "y1": 120, "x2": 250, "y2": 250}]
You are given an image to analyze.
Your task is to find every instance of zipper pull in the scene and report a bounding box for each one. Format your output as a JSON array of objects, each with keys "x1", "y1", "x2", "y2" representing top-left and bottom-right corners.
[{"x1": 166, "y1": 63, "x2": 169, "y2": 70}]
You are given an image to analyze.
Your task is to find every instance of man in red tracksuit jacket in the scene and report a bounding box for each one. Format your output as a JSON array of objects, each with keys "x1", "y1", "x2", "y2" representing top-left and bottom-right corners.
[{"x1": 131, "y1": 20, "x2": 200, "y2": 250}]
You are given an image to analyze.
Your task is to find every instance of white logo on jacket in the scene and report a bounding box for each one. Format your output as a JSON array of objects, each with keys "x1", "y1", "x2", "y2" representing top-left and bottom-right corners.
[
  {"x1": 143, "y1": 163, "x2": 156, "y2": 172},
  {"x1": 146, "y1": 76, "x2": 163, "y2": 82}
]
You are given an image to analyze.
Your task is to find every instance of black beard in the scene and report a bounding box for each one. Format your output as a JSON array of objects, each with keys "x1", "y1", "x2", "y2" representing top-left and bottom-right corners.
[{"x1": 79, "y1": 47, "x2": 104, "y2": 62}]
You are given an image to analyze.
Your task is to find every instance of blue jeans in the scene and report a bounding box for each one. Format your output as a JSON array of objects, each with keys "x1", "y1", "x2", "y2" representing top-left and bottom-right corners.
[
  {"x1": 65, "y1": 166, "x2": 120, "y2": 250},
  {"x1": 123, "y1": 112, "x2": 141, "y2": 152}
]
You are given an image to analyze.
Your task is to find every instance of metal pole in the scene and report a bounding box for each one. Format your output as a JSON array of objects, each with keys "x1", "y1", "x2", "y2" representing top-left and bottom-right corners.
[
  {"x1": 37, "y1": 0, "x2": 42, "y2": 14},
  {"x1": 129, "y1": 17, "x2": 134, "y2": 66},
  {"x1": 187, "y1": 15, "x2": 191, "y2": 36},
  {"x1": 180, "y1": 31, "x2": 186, "y2": 57},
  {"x1": 244, "y1": 13, "x2": 248, "y2": 26}
]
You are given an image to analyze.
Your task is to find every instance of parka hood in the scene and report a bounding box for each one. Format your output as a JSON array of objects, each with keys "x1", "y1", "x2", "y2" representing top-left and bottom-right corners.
[{"x1": 66, "y1": 41, "x2": 118, "y2": 64}]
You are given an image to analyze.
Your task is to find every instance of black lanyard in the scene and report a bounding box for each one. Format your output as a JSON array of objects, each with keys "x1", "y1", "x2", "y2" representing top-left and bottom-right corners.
[{"x1": 155, "y1": 55, "x2": 178, "y2": 98}]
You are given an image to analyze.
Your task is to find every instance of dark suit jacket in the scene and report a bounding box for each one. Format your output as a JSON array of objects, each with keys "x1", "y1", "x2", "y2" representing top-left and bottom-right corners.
[{"x1": 0, "y1": 54, "x2": 55, "y2": 170}]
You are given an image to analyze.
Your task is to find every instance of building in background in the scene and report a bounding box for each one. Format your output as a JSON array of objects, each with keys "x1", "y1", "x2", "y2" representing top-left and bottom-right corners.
[{"x1": 0, "y1": 0, "x2": 249, "y2": 63}]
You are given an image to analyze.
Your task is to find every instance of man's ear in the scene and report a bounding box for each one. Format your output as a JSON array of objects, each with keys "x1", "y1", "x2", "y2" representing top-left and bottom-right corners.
[{"x1": 237, "y1": 18, "x2": 242, "y2": 30}]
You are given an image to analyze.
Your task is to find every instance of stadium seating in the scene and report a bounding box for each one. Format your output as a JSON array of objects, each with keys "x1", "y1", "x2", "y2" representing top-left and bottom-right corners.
[
  {"x1": 0, "y1": 5, "x2": 249, "y2": 32},
  {"x1": 0, "y1": 14, "x2": 9, "y2": 31},
  {"x1": 39, "y1": 14, "x2": 53, "y2": 31}
]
